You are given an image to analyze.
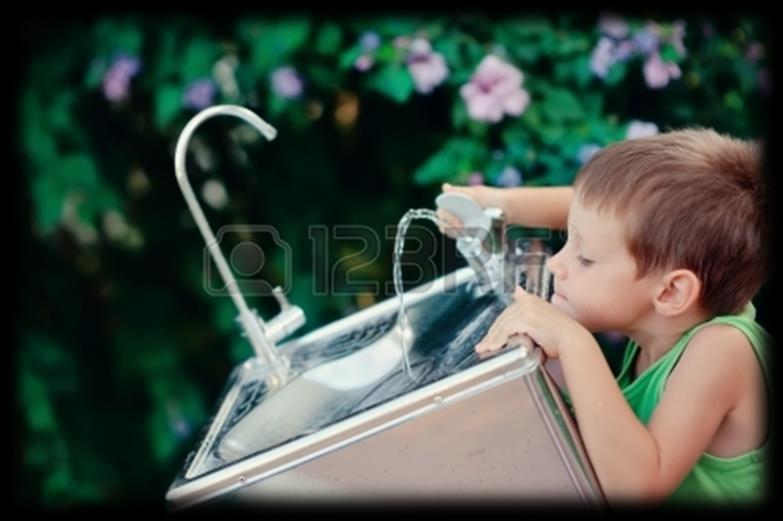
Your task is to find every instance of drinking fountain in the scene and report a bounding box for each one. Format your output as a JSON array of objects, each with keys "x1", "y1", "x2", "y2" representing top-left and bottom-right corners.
[{"x1": 165, "y1": 105, "x2": 605, "y2": 509}]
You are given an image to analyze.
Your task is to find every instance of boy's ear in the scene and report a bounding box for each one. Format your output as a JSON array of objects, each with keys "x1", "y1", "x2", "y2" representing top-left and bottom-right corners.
[{"x1": 652, "y1": 269, "x2": 702, "y2": 316}]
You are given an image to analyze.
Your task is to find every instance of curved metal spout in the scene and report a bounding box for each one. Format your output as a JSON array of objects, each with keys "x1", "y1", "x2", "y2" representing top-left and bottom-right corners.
[{"x1": 174, "y1": 105, "x2": 288, "y2": 380}]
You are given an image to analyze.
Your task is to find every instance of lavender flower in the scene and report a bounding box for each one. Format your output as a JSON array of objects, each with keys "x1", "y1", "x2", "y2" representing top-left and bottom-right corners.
[
  {"x1": 598, "y1": 13, "x2": 629, "y2": 39},
  {"x1": 632, "y1": 22, "x2": 661, "y2": 56},
  {"x1": 102, "y1": 54, "x2": 141, "y2": 102},
  {"x1": 182, "y1": 78, "x2": 217, "y2": 110},
  {"x1": 577, "y1": 144, "x2": 602, "y2": 164},
  {"x1": 496, "y1": 166, "x2": 522, "y2": 187},
  {"x1": 746, "y1": 42, "x2": 765, "y2": 63},
  {"x1": 468, "y1": 172, "x2": 485, "y2": 186},
  {"x1": 643, "y1": 52, "x2": 681, "y2": 89},
  {"x1": 590, "y1": 37, "x2": 615, "y2": 78},
  {"x1": 360, "y1": 31, "x2": 381, "y2": 51},
  {"x1": 270, "y1": 66, "x2": 304, "y2": 99},
  {"x1": 460, "y1": 55, "x2": 530, "y2": 123},
  {"x1": 626, "y1": 120, "x2": 659, "y2": 139},
  {"x1": 354, "y1": 54, "x2": 374, "y2": 71},
  {"x1": 406, "y1": 38, "x2": 449, "y2": 94}
]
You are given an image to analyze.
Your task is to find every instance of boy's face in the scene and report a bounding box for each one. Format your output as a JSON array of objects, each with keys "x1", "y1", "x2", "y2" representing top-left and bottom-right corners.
[{"x1": 546, "y1": 195, "x2": 658, "y2": 334}]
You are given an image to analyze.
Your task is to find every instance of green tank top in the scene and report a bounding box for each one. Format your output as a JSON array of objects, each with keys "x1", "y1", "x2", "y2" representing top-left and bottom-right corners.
[{"x1": 615, "y1": 302, "x2": 772, "y2": 504}]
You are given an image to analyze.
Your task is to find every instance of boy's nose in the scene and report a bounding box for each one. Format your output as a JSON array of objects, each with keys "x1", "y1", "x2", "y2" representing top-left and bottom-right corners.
[{"x1": 547, "y1": 249, "x2": 566, "y2": 280}]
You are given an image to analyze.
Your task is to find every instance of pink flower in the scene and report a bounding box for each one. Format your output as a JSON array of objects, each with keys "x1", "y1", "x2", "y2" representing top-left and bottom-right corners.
[
  {"x1": 643, "y1": 52, "x2": 681, "y2": 89},
  {"x1": 406, "y1": 38, "x2": 449, "y2": 94},
  {"x1": 354, "y1": 54, "x2": 374, "y2": 72},
  {"x1": 102, "y1": 54, "x2": 141, "y2": 102},
  {"x1": 746, "y1": 42, "x2": 765, "y2": 63},
  {"x1": 460, "y1": 55, "x2": 530, "y2": 123},
  {"x1": 468, "y1": 172, "x2": 485, "y2": 186}
]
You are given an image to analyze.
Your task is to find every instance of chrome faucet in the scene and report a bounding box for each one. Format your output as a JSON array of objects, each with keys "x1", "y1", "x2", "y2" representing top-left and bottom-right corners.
[
  {"x1": 436, "y1": 192, "x2": 551, "y2": 304},
  {"x1": 174, "y1": 105, "x2": 305, "y2": 382}
]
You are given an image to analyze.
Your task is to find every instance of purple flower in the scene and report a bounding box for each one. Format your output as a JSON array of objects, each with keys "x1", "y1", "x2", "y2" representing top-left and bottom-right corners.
[
  {"x1": 626, "y1": 120, "x2": 659, "y2": 139},
  {"x1": 591, "y1": 36, "x2": 638, "y2": 79},
  {"x1": 632, "y1": 23, "x2": 661, "y2": 56},
  {"x1": 468, "y1": 172, "x2": 485, "y2": 186},
  {"x1": 746, "y1": 42, "x2": 765, "y2": 63},
  {"x1": 577, "y1": 144, "x2": 602, "y2": 164},
  {"x1": 182, "y1": 78, "x2": 216, "y2": 110},
  {"x1": 590, "y1": 37, "x2": 615, "y2": 78},
  {"x1": 496, "y1": 166, "x2": 522, "y2": 187},
  {"x1": 354, "y1": 54, "x2": 374, "y2": 71},
  {"x1": 406, "y1": 38, "x2": 449, "y2": 94},
  {"x1": 360, "y1": 31, "x2": 381, "y2": 51},
  {"x1": 460, "y1": 55, "x2": 530, "y2": 123},
  {"x1": 270, "y1": 66, "x2": 304, "y2": 99},
  {"x1": 102, "y1": 54, "x2": 141, "y2": 102},
  {"x1": 643, "y1": 52, "x2": 681, "y2": 89},
  {"x1": 598, "y1": 13, "x2": 629, "y2": 39}
]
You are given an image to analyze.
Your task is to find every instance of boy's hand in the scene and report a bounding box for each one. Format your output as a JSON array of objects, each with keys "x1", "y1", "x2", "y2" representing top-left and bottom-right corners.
[
  {"x1": 475, "y1": 286, "x2": 591, "y2": 359},
  {"x1": 436, "y1": 183, "x2": 506, "y2": 238}
]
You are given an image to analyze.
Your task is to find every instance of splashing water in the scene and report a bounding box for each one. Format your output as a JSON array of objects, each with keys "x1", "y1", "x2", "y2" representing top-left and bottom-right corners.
[{"x1": 393, "y1": 209, "x2": 448, "y2": 378}]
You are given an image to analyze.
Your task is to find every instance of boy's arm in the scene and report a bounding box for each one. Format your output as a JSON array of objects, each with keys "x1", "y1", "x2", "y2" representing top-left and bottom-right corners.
[
  {"x1": 499, "y1": 186, "x2": 573, "y2": 229},
  {"x1": 440, "y1": 184, "x2": 573, "y2": 230},
  {"x1": 561, "y1": 325, "x2": 749, "y2": 501}
]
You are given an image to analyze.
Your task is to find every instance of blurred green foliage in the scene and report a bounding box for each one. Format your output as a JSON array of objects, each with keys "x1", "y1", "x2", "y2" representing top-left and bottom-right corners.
[{"x1": 16, "y1": 13, "x2": 769, "y2": 506}]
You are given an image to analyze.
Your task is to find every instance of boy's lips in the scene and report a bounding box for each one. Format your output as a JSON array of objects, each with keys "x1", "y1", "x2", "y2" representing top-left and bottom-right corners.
[{"x1": 553, "y1": 290, "x2": 568, "y2": 301}]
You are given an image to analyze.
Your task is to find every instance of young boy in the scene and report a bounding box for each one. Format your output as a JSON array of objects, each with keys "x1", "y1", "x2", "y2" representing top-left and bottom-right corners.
[{"x1": 438, "y1": 128, "x2": 771, "y2": 504}]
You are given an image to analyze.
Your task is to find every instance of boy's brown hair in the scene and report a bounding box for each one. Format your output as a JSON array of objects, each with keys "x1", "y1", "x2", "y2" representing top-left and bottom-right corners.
[{"x1": 574, "y1": 128, "x2": 768, "y2": 316}]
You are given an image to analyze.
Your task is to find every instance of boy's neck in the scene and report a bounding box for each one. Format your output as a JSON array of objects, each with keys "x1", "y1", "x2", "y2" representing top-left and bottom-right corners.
[{"x1": 625, "y1": 308, "x2": 712, "y2": 368}]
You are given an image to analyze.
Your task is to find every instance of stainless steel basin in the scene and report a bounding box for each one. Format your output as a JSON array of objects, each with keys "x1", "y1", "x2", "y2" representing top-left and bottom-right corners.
[{"x1": 166, "y1": 267, "x2": 605, "y2": 508}]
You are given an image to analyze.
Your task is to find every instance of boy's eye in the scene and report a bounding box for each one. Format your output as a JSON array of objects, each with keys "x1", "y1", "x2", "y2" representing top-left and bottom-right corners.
[{"x1": 577, "y1": 254, "x2": 594, "y2": 267}]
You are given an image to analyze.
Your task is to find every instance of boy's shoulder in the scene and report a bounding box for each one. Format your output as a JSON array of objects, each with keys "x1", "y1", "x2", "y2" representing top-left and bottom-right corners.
[{"x1": 673, "y1": 323, "x2": 759, "y2": 392}]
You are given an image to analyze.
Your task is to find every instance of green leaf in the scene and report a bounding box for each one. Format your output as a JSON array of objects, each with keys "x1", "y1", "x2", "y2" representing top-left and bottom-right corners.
[
  {"x1": 511, "y1": 18, "x2": 553, "y2": 38},
  {"x1": 538, "y1": 124, "x2": 566, "y2": 145},
  {"x1": 412, "y1": 138, "x2": 488, "y2": 185},
  {"x1": 267, "y1": 92, "x2": 290, "y2": 117},
  {"x1": 84, "y1": 59, "x2": 107, "y2": 89},
  {"x1": 370, "y1": 17, "x2": 421, "y2": 37},
  {"x1": 182, "y1": 38, "x2": 220, "y2": 82},
  {"x1": 451, "y1": 101, "x2": 469, "y2": 129},
  {"x1": 31, "y1": 175, "x2": 65, "y2": 232},
  {"x1": 49, "y1": 93, "x2": 76, "y2": 134},
  {"x1": 315, "y1": 23, "x2": 342, "y2": 55},
  {"x1": 367, "y1": 64, "x2": 414, "y2": 104},
  {"x1": 240, "y1": 18, "x2": 311, "y2": 75},
  {"x1": 154, "y1": 84, "x2": 182, "y2": 130},
  {"x1": 338, "y1": 43, "x2": 365, "y2": 71},
  {"x1": 572, "y1": 55, "x2": 593, "y2": 88},
  {"x1": 541, "y1": 88, "x2": 584, "y2": 122},
  {"x1": 604, "y1": 61, "x2": 627, "y2": 87},
  {"x1": 94, "y1": 20, "x2": 143, "y2": 56},
  {"x1": 538, "y1": 152, "x2": 573, "y2": 185},
  {"x1": 660, "y1": 42, "x2": 682, "y2": 63},
  {"x1": 58, "y1": 154, "x2": 99, "y2": 189}
]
